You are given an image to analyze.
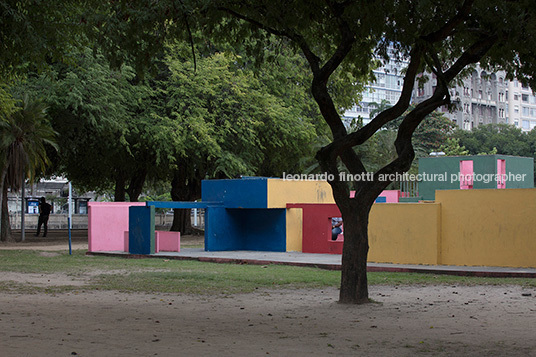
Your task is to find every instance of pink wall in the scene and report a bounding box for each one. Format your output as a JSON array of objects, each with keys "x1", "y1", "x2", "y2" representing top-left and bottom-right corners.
[
  {"x1": 460, "y1": 160, "x2": 474, "y2": 189},
  {"x1": 379, "y1": 190, "x2": 400, "y2": 203},
  {"x1": 497, "y1": 159, "x2": 506, "y2": 189},
  {"x1": 350, "y1": 190, "x2": 400, "y2": 203},
  {"x1": 88, "y1": 202, "x2": 145, "y2": 252}
]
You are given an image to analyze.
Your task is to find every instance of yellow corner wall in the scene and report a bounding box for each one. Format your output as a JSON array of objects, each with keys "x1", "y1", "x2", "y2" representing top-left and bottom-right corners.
[
  {"x1": 286, "y1": 208, "x2": 303, "y2": 252},
  {"x1": 267, "y1": 179, "x2": 335, "y2": 208},
  {"x1": 436, "y1": 189, "x2": 536, "y2": 268},
  {"x1": 368, "y1": 203, "x2": 441, "y2": 265}
]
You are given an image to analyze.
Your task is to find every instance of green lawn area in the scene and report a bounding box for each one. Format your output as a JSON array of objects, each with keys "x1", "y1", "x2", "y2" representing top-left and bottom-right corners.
[{"x1": 0, "y1": 249, "x2": 535, "y2": 295}]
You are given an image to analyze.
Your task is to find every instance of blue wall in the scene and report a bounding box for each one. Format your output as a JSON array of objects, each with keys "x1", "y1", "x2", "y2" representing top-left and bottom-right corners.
[
  {"x1": 202, "y1": 178, "x2": 268, "y2": 208},
  {"x1": 205, "y1": 207, "x2": 286, "y2": 252}
]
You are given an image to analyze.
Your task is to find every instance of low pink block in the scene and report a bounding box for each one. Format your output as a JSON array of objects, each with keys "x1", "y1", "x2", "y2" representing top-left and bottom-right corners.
[{"x1": 155, "y1": 231, "x2": 181, "y2": 253}]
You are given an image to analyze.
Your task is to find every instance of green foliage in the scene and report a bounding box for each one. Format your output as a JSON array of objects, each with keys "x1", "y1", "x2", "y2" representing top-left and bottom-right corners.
[
  {"x1": 453, "y1": 124, "x2": 532, "y2": 157},
  {"x1": 0, "y1": 0, "x2": 88, "y2": 76},
  {"x1": 15, "y1": 47, "x2": 159, "y2": 195},
  {"x1": 355, "y1": 109, "x2": 454, "y2": 176},
  {"x1": 439, "y1": 138, "x2": 469, "y2": 156},
  {"x1": 160, "y1": 41, "x2": 321, "y2": 181},
  {"x1": 0, "y1": 79, "x2": 17, "y2": 121},
  {"x1": 477, "y1": 147, "x2": 498, "y2": 156},
  {"x1": 0, "y1": 94, "x2": 57, "y2": 240},
  {"x1": 385, "y1": 107, "x2": 456, "y2": 154},
  {"x1": 0, "y1": 95, "x2": 57, "y2": 189}
]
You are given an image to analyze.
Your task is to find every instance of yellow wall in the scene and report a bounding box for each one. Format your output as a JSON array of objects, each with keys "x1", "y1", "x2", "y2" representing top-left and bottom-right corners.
[
  {"x1": 365, "y1": 188, "x2": 536, "y2": 268},
  {"x1": 277, "y1": 180, "x2": 536, "y2": 268},
  {"x1": 436, "y1": 189, "x2": 536, "y2": 267},
  {"x1": 267, "y1": 179, "x2": 335, "y2": 208},
  {"x1": 368, "y1": 203, "x2": 441, "y2": 265},
  {"x1": 286, "y1": 208, "x2": 303, "y2": 252}
]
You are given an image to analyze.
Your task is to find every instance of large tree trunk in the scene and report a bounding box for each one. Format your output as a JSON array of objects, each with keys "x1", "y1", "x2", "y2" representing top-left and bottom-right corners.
[
  {"x1": 338, "y1": 205, "x2": 371, "y2": 304},
  {"x1": 126, "y1": 168, "x2": 147, "y2": 202},
  {"x1": 170, "y1": 170, "x2": 192, "y2": 233},
  {"x1": 114, "y1": 174, "x2": 126, "y2": 202},
  {"x1": 171, "y1": 208, "x2": 191, "y2": 233},
  {"x1": 170, "y1": 169, "x2": 201, "y2": 233}
]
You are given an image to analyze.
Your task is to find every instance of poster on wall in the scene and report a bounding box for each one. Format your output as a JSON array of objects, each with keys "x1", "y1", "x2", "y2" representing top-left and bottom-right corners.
[
  {"x1": 28, "y1": 200, "x2": 39, "y2": 214},
  {"x1": 79, "y1": 201, "x2": 88, "y2": 214}
]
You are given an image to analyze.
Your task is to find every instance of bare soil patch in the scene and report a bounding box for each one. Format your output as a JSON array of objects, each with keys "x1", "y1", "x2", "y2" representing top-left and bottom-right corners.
[
  {"x1": 0, "y1": 285, "x2": 535, "y2": 356},
  {"x1": 1, "y1": 232, "x2": 535, "y2": 356}
]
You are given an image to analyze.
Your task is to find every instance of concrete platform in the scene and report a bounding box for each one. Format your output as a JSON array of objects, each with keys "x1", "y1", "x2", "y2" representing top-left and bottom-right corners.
[{"x1": 87, "y1": 248, "x2": 536, "y2": 278}]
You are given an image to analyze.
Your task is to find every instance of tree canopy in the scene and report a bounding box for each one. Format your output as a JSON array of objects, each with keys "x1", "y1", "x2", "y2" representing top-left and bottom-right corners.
[
  {"x1": 82, "y1": 0, "x2": 536, "y2": 304},
  {"x1": 4, "y1": 0, "x2": 536, "y2": 304}
]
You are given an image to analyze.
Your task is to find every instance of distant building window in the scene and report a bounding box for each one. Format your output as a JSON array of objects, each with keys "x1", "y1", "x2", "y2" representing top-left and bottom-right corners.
[
  {"x1": 523, "y1": 120, "x2": 530, "y2": 129},
  {"x1": 522, "y1": 94, "x2": 529, "y2": 102}
]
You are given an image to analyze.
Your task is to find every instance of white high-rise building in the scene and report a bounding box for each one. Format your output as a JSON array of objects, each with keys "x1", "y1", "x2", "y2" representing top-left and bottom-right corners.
[
  {"x1": 342, "y1": 55, "x2": 407, "y2": 126},
  {"x1": 346, "y1": 57, "x2": 536, "y2": 132},
  {"x1": 507, "y1": 79, "x2": 536, "y2": 131}
]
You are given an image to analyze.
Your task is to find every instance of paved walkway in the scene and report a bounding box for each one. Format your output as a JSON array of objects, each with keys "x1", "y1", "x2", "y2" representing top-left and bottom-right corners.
[{"x1": 89, "y1": 248, "x2": 536, "y2": 278}]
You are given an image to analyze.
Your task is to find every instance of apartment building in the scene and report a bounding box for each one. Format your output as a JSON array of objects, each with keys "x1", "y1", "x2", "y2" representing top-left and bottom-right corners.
[
  {"x1": 507, "y1": 79, "x2": 536, "y2": 131},
  {"x1": 346, "y1": 53, "x2": 536, "y2": 132},
  {"x1": 413, "y1": 67, "x2": 509, "y2": 130},
  {"x1": 342, "y1": 55, "x2": 407, "y2": 126},
  {"x1": 413, "y1": 66, "x2": 536, "y2": 132}
]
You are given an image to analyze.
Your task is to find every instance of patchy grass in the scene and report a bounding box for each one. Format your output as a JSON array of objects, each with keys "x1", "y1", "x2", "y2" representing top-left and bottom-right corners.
[{"x1": 0, "y1": 249, "x2": 534, "y2": 295}]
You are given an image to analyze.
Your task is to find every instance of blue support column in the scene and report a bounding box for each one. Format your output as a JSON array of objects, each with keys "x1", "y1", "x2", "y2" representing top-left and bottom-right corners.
[{"x1": 129, "y1": 205, "x2": 155, "y2": 254}]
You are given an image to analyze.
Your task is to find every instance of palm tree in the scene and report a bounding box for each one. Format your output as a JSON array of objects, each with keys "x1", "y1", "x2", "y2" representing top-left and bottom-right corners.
[{"x1": 0, "y1": 95, "x2": 57, "y2": 241}]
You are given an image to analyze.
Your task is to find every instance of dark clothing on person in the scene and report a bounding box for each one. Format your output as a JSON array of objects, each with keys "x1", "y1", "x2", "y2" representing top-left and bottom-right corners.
[{"x1": 35, "y1": 199, "x2": 52, "y2": 237}]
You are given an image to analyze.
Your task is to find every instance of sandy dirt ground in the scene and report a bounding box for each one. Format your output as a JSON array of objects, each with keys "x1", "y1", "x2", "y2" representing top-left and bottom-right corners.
[{"x1": 1, "y1": 232, "x2": 536, "y2": 356}]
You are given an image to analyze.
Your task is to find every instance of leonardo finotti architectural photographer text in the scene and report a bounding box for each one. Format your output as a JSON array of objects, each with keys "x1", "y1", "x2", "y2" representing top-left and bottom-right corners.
[{"x1": 282, "y1": 172, "x2": 527, "y2": 184}]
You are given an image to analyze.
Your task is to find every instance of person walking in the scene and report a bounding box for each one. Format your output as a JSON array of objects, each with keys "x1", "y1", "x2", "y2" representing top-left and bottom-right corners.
[{"x1": 35, "y1": 197, "x2": 52, "y2": 237}]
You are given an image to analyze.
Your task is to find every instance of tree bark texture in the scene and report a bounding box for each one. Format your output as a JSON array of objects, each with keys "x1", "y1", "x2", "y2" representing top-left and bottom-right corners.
[
  {"x1": 170, "y1": 169, "x2": 201, "y2": 233},
  {"x1": 125, "y1": 167, "x2": 148, "y2": 202}
]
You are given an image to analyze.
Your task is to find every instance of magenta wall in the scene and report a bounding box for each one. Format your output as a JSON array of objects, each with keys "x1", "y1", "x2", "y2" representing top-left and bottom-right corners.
[{"x1": 88, "y1": 202, "x2": 145, "y2": 252}]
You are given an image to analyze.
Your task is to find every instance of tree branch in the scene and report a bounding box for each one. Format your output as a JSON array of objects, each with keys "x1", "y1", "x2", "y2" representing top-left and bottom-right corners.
[
  {"x1": 421, "y1": 0, "x2": 475, "y2": 42},
  {"x1": 317, "y1": 45, "x2": 424, "y2": 162}
]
